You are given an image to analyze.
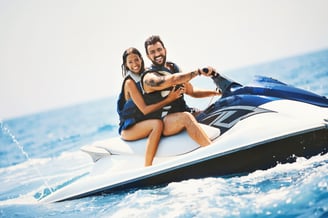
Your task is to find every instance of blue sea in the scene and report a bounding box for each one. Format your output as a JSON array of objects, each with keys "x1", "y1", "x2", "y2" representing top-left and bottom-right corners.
[{"x1": 1, "y1": 49, "x2": 328, "y2": 218}]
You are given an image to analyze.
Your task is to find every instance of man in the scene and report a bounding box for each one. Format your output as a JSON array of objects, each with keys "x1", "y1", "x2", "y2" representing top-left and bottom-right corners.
[{"x1": 141, "y1": 35, "x2": 221, "y2": 146}]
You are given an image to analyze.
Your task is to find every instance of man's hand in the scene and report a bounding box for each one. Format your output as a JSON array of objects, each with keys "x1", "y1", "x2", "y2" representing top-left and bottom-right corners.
[{"x1": 198, "y1": 66, "x2": 218, "y2": 77}]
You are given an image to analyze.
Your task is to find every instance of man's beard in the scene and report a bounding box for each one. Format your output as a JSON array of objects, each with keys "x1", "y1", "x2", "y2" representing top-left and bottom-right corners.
[{"x1": 152, "y1": 55, "x2": 166, "y2": 67}]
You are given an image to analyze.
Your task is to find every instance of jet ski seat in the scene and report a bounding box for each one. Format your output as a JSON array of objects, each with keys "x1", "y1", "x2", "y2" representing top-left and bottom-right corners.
[{"x1": 81, "y1": 124, "x2": 220, "y2": 162}]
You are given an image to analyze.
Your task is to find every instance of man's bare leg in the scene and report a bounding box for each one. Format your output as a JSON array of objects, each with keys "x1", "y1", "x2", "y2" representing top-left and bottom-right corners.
[{"x1": 163, "y1": 112, "x2": 211, "y2": 146}]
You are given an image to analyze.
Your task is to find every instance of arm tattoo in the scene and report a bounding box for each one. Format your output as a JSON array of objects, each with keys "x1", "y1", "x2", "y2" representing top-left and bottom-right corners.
[{"x1": 145, "y1": 75, "x2": 166, "y2": 87}]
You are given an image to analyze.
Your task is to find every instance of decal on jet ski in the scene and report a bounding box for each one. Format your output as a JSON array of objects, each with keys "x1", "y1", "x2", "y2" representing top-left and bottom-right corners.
[{"x1": 199, "y1": 106, "x2": 272, "y2": 134}]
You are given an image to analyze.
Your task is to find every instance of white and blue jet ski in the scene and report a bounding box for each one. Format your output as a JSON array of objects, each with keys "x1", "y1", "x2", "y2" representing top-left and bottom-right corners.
[{"x1": 40, "y1": 73, "x2": 328, "y2": 203}]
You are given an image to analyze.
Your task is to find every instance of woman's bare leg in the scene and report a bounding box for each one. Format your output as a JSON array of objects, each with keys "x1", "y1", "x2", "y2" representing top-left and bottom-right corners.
[
  {"x1": 121, "y1": 119, "x2": 163, "y2": 166},
  {"x1": 163, "y1": 112, "x2": 211, "y2": 146}
]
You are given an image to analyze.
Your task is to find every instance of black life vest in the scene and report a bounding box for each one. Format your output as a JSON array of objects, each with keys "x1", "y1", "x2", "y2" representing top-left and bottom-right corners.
[{"x1": 141, "y1": 62, "x2": 190, "y2": 116}]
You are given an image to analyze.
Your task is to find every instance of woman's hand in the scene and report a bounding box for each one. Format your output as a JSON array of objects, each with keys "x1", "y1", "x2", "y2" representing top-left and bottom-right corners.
[{"x1": 167, "y1": 84, "x2": 185, "y2": 101}]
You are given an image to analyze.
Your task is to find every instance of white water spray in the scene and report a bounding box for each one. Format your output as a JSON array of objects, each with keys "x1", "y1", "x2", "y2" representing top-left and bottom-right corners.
[{"x1": 0, "y1": 120, "x2": 54, "y2": 199}]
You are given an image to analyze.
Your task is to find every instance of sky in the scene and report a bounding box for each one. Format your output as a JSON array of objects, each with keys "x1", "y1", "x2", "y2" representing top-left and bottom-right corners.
[{"x1": 1, "y1": 0, "x2": 328, "y2": 120}]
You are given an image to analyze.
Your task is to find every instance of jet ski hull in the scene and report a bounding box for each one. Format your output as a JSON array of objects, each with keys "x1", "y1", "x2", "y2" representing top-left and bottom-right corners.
[{"x1": 47, "y1": 125, "x2": 327, "y2": 203}]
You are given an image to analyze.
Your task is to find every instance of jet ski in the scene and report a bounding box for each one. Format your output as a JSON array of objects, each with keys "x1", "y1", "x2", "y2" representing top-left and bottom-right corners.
[{"x1": 40, "y1": 73, "x2": 328, "y2": 203}]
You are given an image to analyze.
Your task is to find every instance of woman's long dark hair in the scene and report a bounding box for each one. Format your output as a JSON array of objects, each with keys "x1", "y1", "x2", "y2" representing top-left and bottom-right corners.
[{"x1": 121, "y1": 47, "x2": 145, "y2": 77}]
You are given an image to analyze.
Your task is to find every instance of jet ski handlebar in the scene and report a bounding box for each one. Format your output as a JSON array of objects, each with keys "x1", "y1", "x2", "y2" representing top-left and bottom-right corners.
[
  {"x1": 202, "y1": 67, "x2": 242, "y2": 95},
  {"x1": 201, "y1": 67, "x2": 218, "y2": 77}
]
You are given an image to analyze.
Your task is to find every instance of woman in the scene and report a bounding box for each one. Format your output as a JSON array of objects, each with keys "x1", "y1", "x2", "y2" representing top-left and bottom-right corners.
[{"x1": 117, "y1": 47, "x2": 181, "y2": 166}]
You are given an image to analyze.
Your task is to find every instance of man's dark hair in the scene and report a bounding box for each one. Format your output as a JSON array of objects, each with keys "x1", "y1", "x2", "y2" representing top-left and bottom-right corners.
[{"x1": 144, "y1": 35, "x2": 165, "y2": 55}]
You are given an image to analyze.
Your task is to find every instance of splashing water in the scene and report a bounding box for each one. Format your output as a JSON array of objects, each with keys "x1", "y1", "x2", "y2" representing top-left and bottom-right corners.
[{"x1": 0, "y1": 120, "x2": 54, "y2": 199}]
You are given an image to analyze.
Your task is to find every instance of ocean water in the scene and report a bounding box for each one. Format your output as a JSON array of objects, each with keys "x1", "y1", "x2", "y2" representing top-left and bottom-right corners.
[{"x1": 1, "y1": 49, "x2": 328, "y2": 218}]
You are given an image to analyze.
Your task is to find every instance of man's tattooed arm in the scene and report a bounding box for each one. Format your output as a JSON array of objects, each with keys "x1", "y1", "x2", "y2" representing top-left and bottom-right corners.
[{"x1": 145, "y1": 74, "x2": 166, "y2": 87}]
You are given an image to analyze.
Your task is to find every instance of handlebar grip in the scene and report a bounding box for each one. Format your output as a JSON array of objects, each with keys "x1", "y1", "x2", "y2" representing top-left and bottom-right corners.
[
  {"x1": 202, "y1": 68, "x2": 209, "y2": 73},
  {"x1": 202, "y1": 68, "x2": 218, "y2": 77}
]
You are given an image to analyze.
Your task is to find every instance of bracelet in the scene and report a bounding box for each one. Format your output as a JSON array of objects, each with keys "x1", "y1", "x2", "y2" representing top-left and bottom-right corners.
[{"x1": 197, "y1": 69, "x2": 201, "y2": 75}]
